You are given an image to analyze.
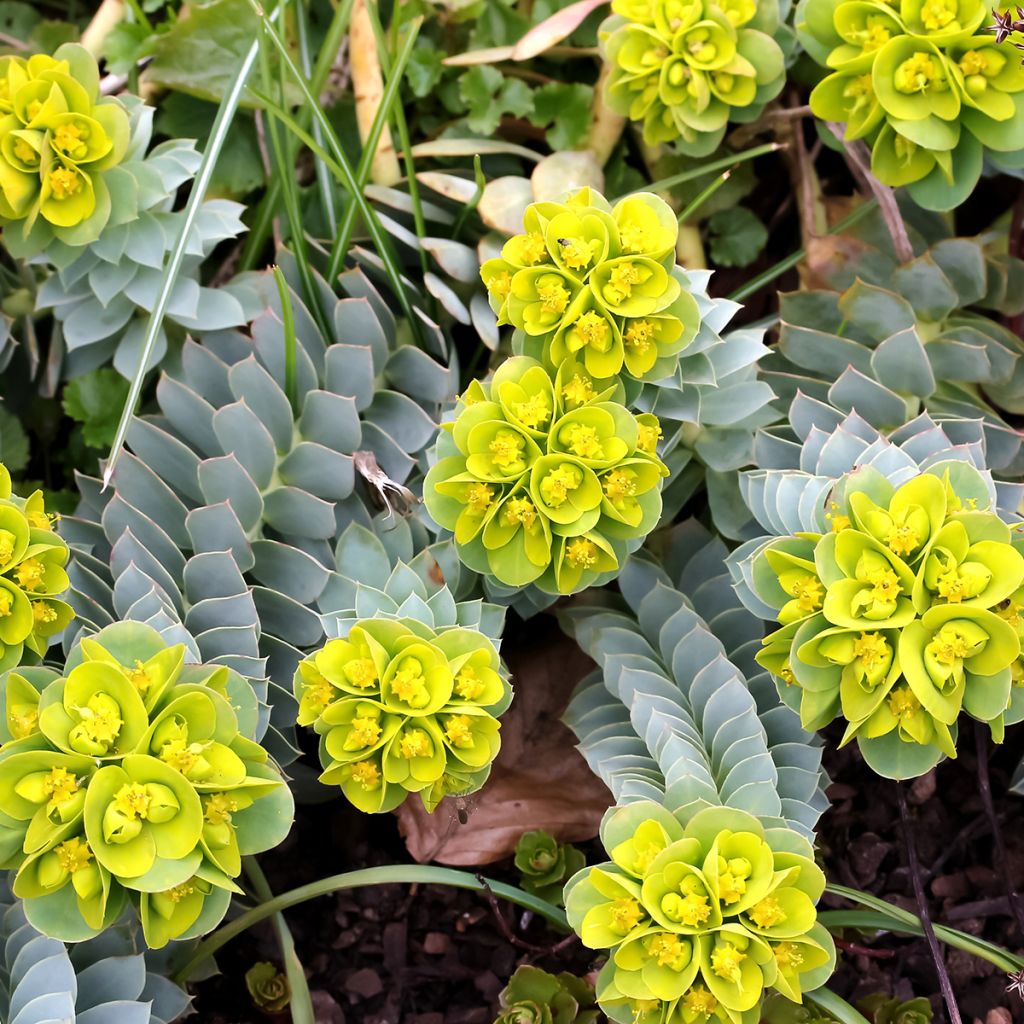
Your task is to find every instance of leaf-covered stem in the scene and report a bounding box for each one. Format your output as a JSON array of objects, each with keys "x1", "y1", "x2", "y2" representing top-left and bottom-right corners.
[
  {"x1": 351, "y1": 0, "x2": 402, "y2": 186},
  {"x1": 586, "y1": 61, "x2": 626, "y2": 166}
]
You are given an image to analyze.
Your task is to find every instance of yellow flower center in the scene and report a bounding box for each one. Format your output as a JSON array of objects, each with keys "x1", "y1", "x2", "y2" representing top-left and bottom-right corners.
[
  {"x1": 391, "y1": 659, "x2": 429, "y2": 706},
  {"x1": 920, "y1": 0, "x2": 955, "y2": 29},
  {"x1": 620, "y1": 223, "x2": 656, "y2": 254},
  {"x1": 350, "y1": 760, "x2": 381, "y2": 790},
  {"x1": 48, "y1": 167, "x2": 82, "y2": 200},
  {"x1": 344, "y1": 658, "x2": 378, "y2": 690},
  {"x1": 166, "y1": 882, "x2": 195, "y2": 904},
  {"x1": 348, "y1": 716, "x2": 382, "y2": 749},
  {"x1": 513, "y1": 393, "x2": 551, "y2": 430},
  {"x1": 489, "y1": 430, "x2": 527, "y2": 473},
  {"x1": 0, "y1": 532, "x2": 13, "y2": 563},
  {"x1": 76, "y1": 695, "x2": 123, "y2": 746},
  {"x1": 843, "y1": 73, "x2": 874, "y2": 104},
  {"x1": 749, "y1": 895, "x2": 787, "y2": 928},
  {"x1": 853, "y1": 631, "x2": 889, "y2": 668},
  {"x1": 826, "y1": 502, "x2": 851, "y2": 532},
  {"x1": 937, "y1": 571, "x2": 969, "y2": 603},
  {"x1": 887, "y1": 522, "x2": 919, "y2": 556},
  {"x1": 861, "y1": 17, "x2": 892, "y2": 50},
  {"x1": 610, "y1": 897, "x2": 644, "y2": 933},
  {"x1": 562, "y1": 374, "x2": 595, "y2": 407},
  {"x1": 608, "y1": 262, "x2": 643, "y2": 300},
  {"x1": 160, "y1": 739, "x2": 201, "y2": 775},
  {"x1": 624, "y1": 319, "x2": 656, "y2": 350},
  {"x1": 455, "y1": 664, "x2": 486, "y2": 701},
  {"x1": 537, "y1": 278, "x2": 570, "y2": 315},
  {"x1": 113, "y1": 783, "x2": 151, "y2": 820},
  {"x1": 399, "y1": 729, "x2": 432, "y2": 759},
  {"x1": 26, "y1": 99, "x2": 42, "y2": 121},
  {"x1": 682, "y1": 988, "x2": 718, "y2": 1015},
  {"x1": 575, "y1": 310, "x2": 610, "y2": 348},
  {"x1": 565, "y1": 424, "x2": 604, "y2": 460},
  {"x1": 56, "y1": 837, "x2": 92, "y2": 874},
  {"x1": 711, "y1": 943, "x2": 746, "y2": 982},
  {"x1": 0, "y1": 590, "x2": 13, "y2": 617},
  {"x1": 647, "y1": 932, "x2": 691, "y2": 971},
  {"x1": 13, "y1": 137, "x2": 36, "y2": 164},
  {"x1": 792, "y1": 575, "x2": 823, "y2": 613},
  {"x1": 664, "y1": 890, "x2": 711, "y2": 927},
  {"x1": 894, "y1": 52, "x2": 939, "y2": 93},
  {"x1": 32, "y1": 601, "x2": 56, "y2": 625},
  {"x1": 125, "y1": 660, "x2": 153, "y2": 694},
  {"x1": 540, "y1": 464, "x2": 582, "y2": 508},
  {"x1": 43, "y1": 767, "x2": 79, "y2": 809},
  {"x1": 304, "y1": 676, "x2": 334, "y2": 712},
  {"x1": 868, "y1": 567, "x2": 901, "y2": 602},
  {"x1": 998, "y1": 599, "x2": 1022, "y2": 628},
  {"x1": 518, "y1": 232, "x2": 547, "y2": 265},
  {"x1": 603, "y1": 469, "x2": 637, "y2": 503},
  {"x1": 566, "y1": 537, "x2": 599, "y2": 569},
  {"x1": 503, "y1": 496, "x2": 538, "y2": 528},
  {"x1": 779, "y1": 662, "x2": 796, "y2": 686},
  {"x1": 638, "y1": 422, "x2": 661, "y2": 454},
  {"x1": 933, "y1": 627, "x2": 971, "y2": 665},
  {"x1": 465, "y1": 482, "x2": 494, "y2": 515},
  {"x1": 204, "y1": 793, "x2": 237, "y2": 826},
  {"x1": 14, "y1": 558, "x2": 45, "y2": 591},
  {"x1": 888, "y1": 686, "x2": 921, "y2": 719},
  {"x1": 557, "y1": 235, "x2": 597, "y2": 270},
  {"x1": 774, "y1": 941, "x2": 805, "y2": 970},
  {"x1": 894, "y1": 133, "x2": 918, "y2": 161},
  {"x1": 54, "y1": 121, "x2": 88, "y2": 158},
  {"x1": 960, "y1": 49, "x2": 988, "y2": 75},
  {"x1": 490, "y1": 270, "x2": 512, "y2": 299},
  {"x1": 10, "y1": 707, "x2": 37, "y2": 739},
  {"x1": 444, "y1": 714, "x2": 474, "y2": 749}
]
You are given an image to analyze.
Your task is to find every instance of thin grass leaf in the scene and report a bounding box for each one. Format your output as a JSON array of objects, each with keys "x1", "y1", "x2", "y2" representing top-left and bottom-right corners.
[
  {"x1": 678, "y1": 168, "x2": 731, "y2": 223},
  {"x1": 272, "y1": 265, "x2": 299, "y2": 414},
  {"x1": 619, "y1": 142, "x2": 781, "y2": 198},
  {"x1": 807, "y1": 989, "x2": 871, "y2": 1024},
  {"x1": 104, "y1": 6, "x2": 279, "y2": 487},
  {"x1": 249, "y1": 1, "x2": 423, "y2": 339}
]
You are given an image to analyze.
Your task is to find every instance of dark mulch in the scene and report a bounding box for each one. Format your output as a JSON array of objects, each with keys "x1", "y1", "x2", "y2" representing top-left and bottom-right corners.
[{"x1": 192, "y1": 716, "x2": 1024, "y2": 1024}]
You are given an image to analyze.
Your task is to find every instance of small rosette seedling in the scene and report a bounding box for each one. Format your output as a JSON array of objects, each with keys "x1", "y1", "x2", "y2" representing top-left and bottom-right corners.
[
  {"x1": 598, "y1": 0, "x2": 788, "y2": 155},
  {"x1": 565, "y1": 802, "x2": 835, "y2": 1024},
  {"x1": 294, "y1": 559, "x2": 512, "y2": 813},
  {"x1": 494, "y1": 965, "x2": 600, "y2": 1024},
  {"x1": 803, "y1": 0, "x2": 1024, "y2": 208},
  {"x1": 747, "y1": 465, "x2": 1024, "y2": 778},
  {"x1": 481, "y1": 188, "x2": 701, "y2": 384},
  {"x1": 0, "y1": 621, "x2": 293, "y2": 948},
  {"x1": 0, "y1": 45, "x2": 131, "y2": 244},
  {"x1": 0, "y1": 463, "x2": 73, "y2": 675},
  {"x1": 515, "y1": 829, "x2": 586, "y2": 906},
  {"x1": 424, "y1": 355, "x2": 669, "y2": 594}
]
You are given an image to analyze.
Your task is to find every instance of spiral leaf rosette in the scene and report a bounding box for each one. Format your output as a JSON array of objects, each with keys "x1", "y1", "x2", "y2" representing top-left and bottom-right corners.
[
  {"x1": 424, "y1": 355, "x2": 669, "y2": 594},
  {"x1": 747, "y1": 464, "x2": 1024, "y2": 778},
  {"x1": 803, "y1": 0, "x2": 1024, "y2": 207},
  {"x1": 0, "y1": 46, "x2": 131, "y2": 245},
  {"x1": 0, "y1": 463, "x2": 73, "y2": 677},
  {"x1": 600, "y1": 0, "x2": 788, "y2": 154},
  {"x1": 494, "y1": 965, "x2": 600, "y2": 1024},
  {"x1": 295, "y1": 602, "x2": 512, "y2": 814},
  {"x1": 565, "y1": 802, "x2": 835, "y2": 1024},
  {"x1": 481, "y1": 189, "x2": 702, "y2": 384},
  {"x1": 0, "y1": 621, "x2": 293, "y2": 948},
  {"x1": 515, "y1": 829, "x2": 586, "y2": 906}
]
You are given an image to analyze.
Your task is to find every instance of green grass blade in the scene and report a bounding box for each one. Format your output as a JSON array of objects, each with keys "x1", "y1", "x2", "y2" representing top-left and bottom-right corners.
[
  {"x1": 104, "y1": 8, "x2": 278, "y2": 487},
  {"x1": 272, "y1": 266, "x2": 298, "y2": 413},
  {"x1": 807, "y1": 989, "x2": 871, "y2": 1024},
  {"x1": 677, "y1": 169, "x2": 731, "y2": 223},
  {"x1": 617, "y1": 142, "x2": 781, "y2": 200}
]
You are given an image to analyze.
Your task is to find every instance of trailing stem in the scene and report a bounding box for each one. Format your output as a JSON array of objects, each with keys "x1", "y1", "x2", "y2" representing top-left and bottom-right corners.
[
  {"x1": 351, "y1": 0, "x2": 402, "y2": 186},
  {"x1": 896, "y1": 781, "x2": 963, "y2": 1024},
  {"x1": 81, "y1": 0, "x2": 125, "y2": 57},
  {"x1": 586, "y1": 62, "x2": 626, "y2": 166},
  {"x1": 974, "y1": 722, "x2": 1024, "y2": 939}
]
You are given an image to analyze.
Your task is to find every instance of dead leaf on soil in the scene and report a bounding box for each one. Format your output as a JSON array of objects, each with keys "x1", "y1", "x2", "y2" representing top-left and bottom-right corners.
[{"x1": 396, "y1": 618, "x2": 611, "y2": 865}]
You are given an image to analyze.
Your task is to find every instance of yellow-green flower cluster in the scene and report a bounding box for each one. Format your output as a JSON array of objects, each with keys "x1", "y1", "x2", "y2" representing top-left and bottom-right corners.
[
  {"x1": 294, "y1": 618, "x2": 511, "y2": 814},
  {"x1": 565, "y1": 803, "x2": 834, "y2": 1024},
  {"x1": 805, "y1": 0, "x2": 1024, "y2": 203},
  {"x1": 481, "y1": 189, "x2": 700, "y2": 384},
  {"x1": 424, "y1": 356, "x2": 668, "y2": 594},
  {"x1": 600, "y1": 0, "x2": 787, "y2": 155},
  {"x1": 0, "y1": 464, "x2": 72, "y2": 677},
  {"x1": 0, "y1": 44, "x2": 130, "y2": 243},
  {"x1": 0, "y1": 623, "x2": 289, "y2": 947},
  {"x1": 751, "y1": 467, "x2": 1024, "y2": 778}
]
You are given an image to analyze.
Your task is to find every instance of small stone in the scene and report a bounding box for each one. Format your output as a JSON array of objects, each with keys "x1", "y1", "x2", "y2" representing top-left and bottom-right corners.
[
  {"x1": 345, "y1": 968, "x2": 384, "y2": 999},
  {"x1": 311, "y1": 990, "x2": 346, "y2": 1024},
  {"x1": 422, "y1": 932, "x2": 449, "y2": 955},
  {"x1": 986, "y1": 1009, "x2": 1012, "y2": 1024},
  {"x1": 931, "y1": 872, "x2": 969, "y2": 900},
  {"x1": 908, "y1": 769, "x2": 936, "y2": 805}
]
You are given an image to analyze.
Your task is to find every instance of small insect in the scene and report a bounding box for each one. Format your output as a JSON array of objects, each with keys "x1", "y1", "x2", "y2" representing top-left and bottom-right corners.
[
  {"x1": 1007, "y1": 967, "x2": 1024, "y2": 999},
  {"x1": 557, "y1": 238, "x2": 572, "y2": 247}
]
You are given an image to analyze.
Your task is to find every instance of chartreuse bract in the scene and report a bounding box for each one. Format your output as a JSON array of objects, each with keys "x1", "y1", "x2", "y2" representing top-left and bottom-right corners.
[
  {"x1": 0, "y1": 462, "x2": 72, "y2": 677},
  {"x1": 802, "y1": 0, "x2": 1024, "y2": 207},
  {"x1": 424, "y1": 355, "x2": 669, "y2": 594},
  {"x1": 0, "y1": 621, "x2": 292, "y2": 948},
  {"x1": 565, "y1": 802, "x2": 834, "y2": 1024},
  {"x1": 0, "y1": 45, "x2": 131, "y2": 245},
  {"x1": 598, "y1": 0, "x2": 788, "y2": 155},
  {"x1": 481, "y1": 189, "x2": 702, "y2": 385},
  {"x1": 740, "y1": 458, "x2": 1024, "y2": 779},
  {"x1": 294, "y1": 538, "x2": 512, "y2": 813}
]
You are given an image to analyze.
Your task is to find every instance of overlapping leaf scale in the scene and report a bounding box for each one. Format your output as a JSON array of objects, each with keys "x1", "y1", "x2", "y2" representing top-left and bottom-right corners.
[
  {"x1": 22, "y1": 99, "x2": 249, "y2": 381},
  {"x1": 762, "y1": 234, "x2": 1024, "y2": 476},
  {"x1": 0, "y1": 881, "x2": 190, "y2": 1024},
  {"x1": 62, "y1": 264, "x2": 455, "y2": 764},
  {"x1": 631, "y1": 277, "x2": 778, "y2": 538},
  {"x1": 727, "y1": 405, "x2": 1024, "y2": 619},
  {"x1": 562, "y1": 522, "x2": 826, "y2": 841}
]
